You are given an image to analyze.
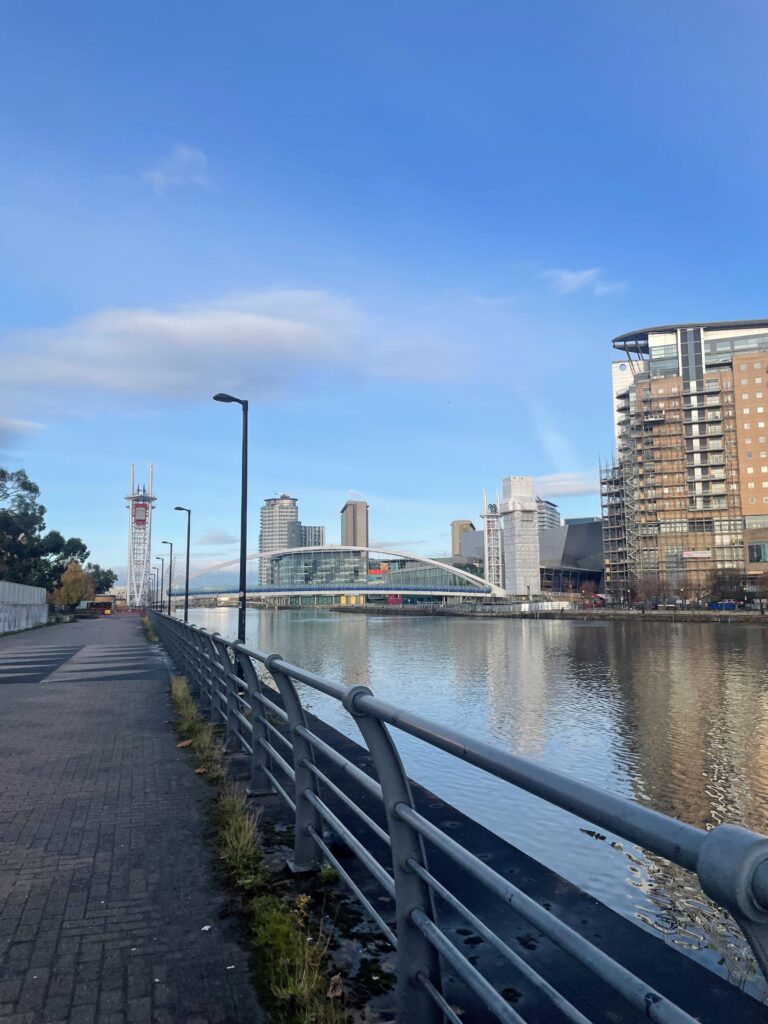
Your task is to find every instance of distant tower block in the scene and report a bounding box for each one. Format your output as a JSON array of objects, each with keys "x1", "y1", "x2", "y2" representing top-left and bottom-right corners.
[{"x1": 126, "y1": 464, "x2": 156, "y2": 608}]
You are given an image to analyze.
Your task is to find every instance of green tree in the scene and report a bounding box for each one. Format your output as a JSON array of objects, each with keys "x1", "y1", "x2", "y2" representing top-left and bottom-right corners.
[
  {"x1": 51, "y1": 561, "x2": 94, "y2": 609},
  {"x1": 0, "y1": 468, "x2": 90, "y2": 591},
  {"x1": 86, "y1": 563, "x2": 118, "y2": 594}
]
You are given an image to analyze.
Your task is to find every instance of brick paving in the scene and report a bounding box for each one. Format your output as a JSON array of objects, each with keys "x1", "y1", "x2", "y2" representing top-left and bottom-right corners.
[{"x1": 0, "y1": 616, "x2": 262, "y2": 1024}]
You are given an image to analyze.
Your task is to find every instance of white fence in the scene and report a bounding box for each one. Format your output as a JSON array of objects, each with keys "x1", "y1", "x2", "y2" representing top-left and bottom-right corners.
[{"x1": 0, "y1": 581, "x2": 49, "y2": 635}]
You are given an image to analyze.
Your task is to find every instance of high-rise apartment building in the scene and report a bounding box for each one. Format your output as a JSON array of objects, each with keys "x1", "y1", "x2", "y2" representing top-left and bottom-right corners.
[
  {"x1": 259, "y1": 494, "x2": 299, "y2": 583},
  {"x1": 450, "y1": 520, "x2": 475, "y2": 557},
  {"x1": 500, "y1": 476, "x2": 540, "y2": 595},
  {"x1": 536, "y1": 498, "x2": 560, "y2": 531},
  {"x1": 340, "y1": 500, "x2": 369, "y2": 547},
  {"x1": 601, "y1": 320, "x2": 768, "y2": 599}
]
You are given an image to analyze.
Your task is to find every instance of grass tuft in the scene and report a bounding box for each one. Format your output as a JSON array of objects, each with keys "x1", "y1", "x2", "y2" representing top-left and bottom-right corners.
[
  {"x1": 250, "y1": 893, "x2": 342, "y2": 1024},
  {"x1": 168, "y1": 674, "x2": 344, "y2": 1023},
  {"x1": 141, "y1": 617, "x2": 159, "y2": 643}
]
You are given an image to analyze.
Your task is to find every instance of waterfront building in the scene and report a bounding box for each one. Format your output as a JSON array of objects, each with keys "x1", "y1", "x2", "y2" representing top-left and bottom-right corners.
[
  {"x1": 340, "y1": 500, "x2": 369, "y2": 547},
  {"x1": 300, "y1": 524, "x2": 326, "y2": 547},
  {"x1": 267, "y1": 548, "x2": 366, "y2": 588},
  {"x1": 450, "y1": 519, "x2": 475, "y2": 557},
  {"x1": 536, "y1": 498, "x2": 561, "y2": 531},
  {"x1": 601, "y1": 320, "x2": 768, "y2": 600},
  {"x1": 539, "y1": 519, "x2": 603, "y2": 593},
  {"x1": 259, "y1": 494, "x2": 299, "y2": 583},
  {"x1": 500, "y1": 476, "x2": 540, "y2": 596}
]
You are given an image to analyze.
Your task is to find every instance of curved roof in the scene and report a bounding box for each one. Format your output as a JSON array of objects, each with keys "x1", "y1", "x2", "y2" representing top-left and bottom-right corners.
[{"x1": 612, "y1": 319, "x2": 768, "y2": 354}]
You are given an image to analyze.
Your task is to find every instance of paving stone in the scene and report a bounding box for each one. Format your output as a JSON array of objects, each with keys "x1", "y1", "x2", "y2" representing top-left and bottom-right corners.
[{"x1": 0, "y1": 617, "x2": 262, "y2": 1023}]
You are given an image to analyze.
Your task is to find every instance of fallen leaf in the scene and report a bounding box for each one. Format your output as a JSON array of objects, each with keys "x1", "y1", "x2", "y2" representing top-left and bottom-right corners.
[
  {"x1": 201, "y1": 925, "x2": 212, "y2": 932},
  {"x1": 327, "y1": 973, "x2": 343, "y2": 999},
  {"x1": 194, "y1": 767, "x2": 207, "y2": 775},
  {"x1": 176, "y1": 739, "x2": 193, "y2": 748}
]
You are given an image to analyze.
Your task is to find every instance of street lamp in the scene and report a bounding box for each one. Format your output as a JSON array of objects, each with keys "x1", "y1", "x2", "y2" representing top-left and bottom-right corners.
[
  {"x1": 155, "y1": 556, "x2": 165, "y2": 615},
  {"x1": 149, "y1": 569, "x2": 157, "y2": 611},
  {"x1": 213, "y1": 392, "x2": 249, "y2": 644},
  {"x1": 162, "y1": 540, "x2": 173, "y2": 616},
  {"x1": 174, "y1": 507, "x2": 192, "y2": 623}
]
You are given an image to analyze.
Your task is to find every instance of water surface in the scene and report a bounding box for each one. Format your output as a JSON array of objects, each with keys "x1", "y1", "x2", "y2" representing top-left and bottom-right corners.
[{"x1": 188, "y1": 607, "x2": 768, "y2": 988}]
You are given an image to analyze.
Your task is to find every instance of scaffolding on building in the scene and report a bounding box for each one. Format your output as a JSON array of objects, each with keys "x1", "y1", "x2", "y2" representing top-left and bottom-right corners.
[{"x1": 481, "y1": 491, "x2": 504, "y2": 592}]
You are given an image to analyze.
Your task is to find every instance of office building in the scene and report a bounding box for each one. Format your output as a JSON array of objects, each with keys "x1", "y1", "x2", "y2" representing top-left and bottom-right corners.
[
  {"x1": 341, "y1": 500, "x2": 369, "y2": 547},
  {"x1": 259, "y1": 494, "x2": 299, "y2": 583},
  {"x1": 500, "y1": 476, "x2": 540, "y2": 596},
  {"x1": 601, "y1": 320, "x2": 768, "y2": 599},
  {"x1": 301, "y1": 525, "x2": 326, "y2": 547},
  {"x1": 536, "y1": 498, "x2": 561, "y2": 531},
  {"x1": 450, "y1": 520, "x2": 475, "y2": 557}
]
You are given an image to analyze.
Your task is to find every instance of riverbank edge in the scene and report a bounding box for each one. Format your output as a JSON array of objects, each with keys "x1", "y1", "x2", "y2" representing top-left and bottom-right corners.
[{"x1": 328, "y1": 604, "x2": 768, "y2": 624}]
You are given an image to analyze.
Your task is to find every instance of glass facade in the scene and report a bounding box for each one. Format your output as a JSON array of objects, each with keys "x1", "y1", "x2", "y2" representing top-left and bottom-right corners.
[
  {"x1": 748, "y1": 543, "x2": 768, "y2": 564},
  {"x1": 263, "y1": 550, "x2": 490, "y2": 593}
]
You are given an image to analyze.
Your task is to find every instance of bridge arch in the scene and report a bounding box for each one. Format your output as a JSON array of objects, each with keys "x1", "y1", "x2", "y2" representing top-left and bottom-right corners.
[{"x1": 190, "y1": 545, "x2": 505, "y2": 597}]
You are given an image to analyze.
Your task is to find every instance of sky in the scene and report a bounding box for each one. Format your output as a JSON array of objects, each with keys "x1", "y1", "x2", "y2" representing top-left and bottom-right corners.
[{"x1": 2, "y1": 1, "x2": 768, "y2": 579}]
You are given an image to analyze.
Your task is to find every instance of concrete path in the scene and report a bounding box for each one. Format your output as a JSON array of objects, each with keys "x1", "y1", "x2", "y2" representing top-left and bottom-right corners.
[{"x1": 0, "y1": 616, "x2": 262, "y2": 1024}]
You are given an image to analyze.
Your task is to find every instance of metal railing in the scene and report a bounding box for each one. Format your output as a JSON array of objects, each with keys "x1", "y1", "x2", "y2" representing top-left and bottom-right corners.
[{"x1": 149, "y1": 611, "x2": 768, "y2": 1023}]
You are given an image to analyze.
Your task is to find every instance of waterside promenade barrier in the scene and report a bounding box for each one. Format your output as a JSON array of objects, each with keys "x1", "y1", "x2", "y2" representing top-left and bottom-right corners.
[{"x1": 149, "y1": 611, "x2": 768, "y2": 1024}]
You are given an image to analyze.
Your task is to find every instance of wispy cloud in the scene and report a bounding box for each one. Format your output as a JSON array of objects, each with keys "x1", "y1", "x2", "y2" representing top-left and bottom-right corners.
[
  {"x1": 542, "y1": 266, "x2": 626, "y2": 297},
  {"x1": 0, "y1": 416, "x2": 44, "y2": 452},
  {"x1": 141, "y1": 144, "x2": 212, "y2": 192},
  {"x1": 534, "y1": 472, "x2": 599, "y2": 497},
  {"x1": 0, "y1": 289, "x2": 464, "y2": 410},
  {"x1": 197, "y1": 529, "x2": 239, "y2": 545}
]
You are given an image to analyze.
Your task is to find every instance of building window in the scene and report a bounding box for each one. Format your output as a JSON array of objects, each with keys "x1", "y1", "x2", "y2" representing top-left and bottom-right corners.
[
  {"x1": 748, "y1": 482, "x2": 756, "y2": 489},
  {"x1": 757, "y1": 378, "x2": 763, "y2": 384},
  {"x1": 756, "y1": 363, "x2": 763, "y2": 369},
  {"x1": 742, "y1": 393, "x2": 750, "y2": 399},
  {"x1": 747, "y1": 452, "x2": 754, "y2": 459},
  {"x1": 749, "y1": 542, "x2": 768, "y2": 561},
  {"x1": 741, "y1": 378, "x2": 749, "y2": 385},
  {"x1": 750, "y1": 497, "x2": 757, "y2": 504},
  {"x1": 759, "y1": 407, "x2": 765, "y2": 413},
  {"x1": 747, "y1": 467, "x2": 755, "y2": 474},
  {"x1": 741, "y1": 363, "x2": 748, "y2": 370},
  {"x1": 744, "y1": 408, "x2": 751, "y2": 415}
]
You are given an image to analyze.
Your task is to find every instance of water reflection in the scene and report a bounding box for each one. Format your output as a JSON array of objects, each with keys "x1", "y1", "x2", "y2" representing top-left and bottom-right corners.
[{"x1": 189, "y1": 607, "x2": 768, "y2": 988}]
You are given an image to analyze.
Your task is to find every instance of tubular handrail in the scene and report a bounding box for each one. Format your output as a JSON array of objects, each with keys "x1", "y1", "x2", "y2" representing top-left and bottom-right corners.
[{"x1": 150, "y1": 612, "x2": 768, "y2": 1023}]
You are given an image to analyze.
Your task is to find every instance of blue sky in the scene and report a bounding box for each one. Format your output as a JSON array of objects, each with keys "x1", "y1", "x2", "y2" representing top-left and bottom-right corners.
[{"x1": 2, "y1": 1, "x2": 768, "y2": 577}]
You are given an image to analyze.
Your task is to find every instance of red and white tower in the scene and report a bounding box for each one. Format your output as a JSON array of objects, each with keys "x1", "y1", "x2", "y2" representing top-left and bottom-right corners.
[{"x1": 125, "y1": 464, "x2": 156, "y2": 608}]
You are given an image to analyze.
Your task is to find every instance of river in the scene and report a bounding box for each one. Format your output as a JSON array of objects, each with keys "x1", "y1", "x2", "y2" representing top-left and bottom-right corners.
[{"x1": 187, "y1": 606, "x2": 768, "y2": 990}]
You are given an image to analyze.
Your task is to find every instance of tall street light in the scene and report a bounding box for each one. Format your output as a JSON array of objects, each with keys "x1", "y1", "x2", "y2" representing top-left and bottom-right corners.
[
  {"x1": 150, "y1": 569, "x2": 158, "y2": 611},
  {"x1": 213, "y1": 392, "x2": 249, "y2": 644},
  {"x1": 155, "y1": 556, "x2": 165, "y2": 615},
  {"x1": 174, "y1": 507, "x2": 192, "y2": 623},
  {"x1": 162, "y1": 540, "x2": 173, "y2": 616}
]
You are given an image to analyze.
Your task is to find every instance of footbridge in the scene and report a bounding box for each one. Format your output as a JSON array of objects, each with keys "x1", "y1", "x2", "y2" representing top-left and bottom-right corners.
[{"x1": 180, "y1": 545, "x2": 505, "y2": 600}]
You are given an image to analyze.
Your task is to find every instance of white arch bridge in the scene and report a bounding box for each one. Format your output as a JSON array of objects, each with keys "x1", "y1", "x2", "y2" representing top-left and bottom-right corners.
[{"x1": 179, "y1": 545, "x2": 505, "y2": 600}]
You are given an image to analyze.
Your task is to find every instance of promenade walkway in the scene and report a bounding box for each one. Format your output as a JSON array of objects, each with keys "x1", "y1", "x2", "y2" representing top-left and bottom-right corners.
[{"x1": 0, "y1": 616, "x2": 262, "y2": 1024}]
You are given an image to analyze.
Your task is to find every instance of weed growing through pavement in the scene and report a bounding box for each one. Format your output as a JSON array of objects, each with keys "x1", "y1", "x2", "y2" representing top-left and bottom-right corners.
[
  {"x1": 169, "y1": 674, "x2": 345, "y2": 1023},
  {"x1": 141, "y1": 616, "x2": 159, "y2": 643}
]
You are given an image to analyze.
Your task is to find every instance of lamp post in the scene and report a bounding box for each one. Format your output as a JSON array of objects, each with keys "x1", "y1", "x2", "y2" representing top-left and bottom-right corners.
[
  {"x1": 150, "y1": 569, "x2": 157, "y2": 611},
  {"x1": 174, "y1": 507, "x2": 192, "y2": 623},
  {"x1": 213, "y1": 392, "x2": 249, "y2": 644},
  {"x1": 162, "y1": 540, "x2": 173, "y2": 616},
  {"x1": 155, "y1": 556, "x2": 165, "y2": 615}
]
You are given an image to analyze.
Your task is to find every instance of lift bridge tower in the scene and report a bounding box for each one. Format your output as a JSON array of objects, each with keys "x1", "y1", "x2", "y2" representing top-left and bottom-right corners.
[{"x1": 126, "y1": 464, "x2": 156, "y2": 608}]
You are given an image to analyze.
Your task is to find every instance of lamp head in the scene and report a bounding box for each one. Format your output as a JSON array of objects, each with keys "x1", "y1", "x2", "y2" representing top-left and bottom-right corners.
[
  {"x1": 174, "y1": 506, "x2": 190, "y2": 512},
  {"x1": 213, "y1": 392, "x2": 239, "y2": 404}
]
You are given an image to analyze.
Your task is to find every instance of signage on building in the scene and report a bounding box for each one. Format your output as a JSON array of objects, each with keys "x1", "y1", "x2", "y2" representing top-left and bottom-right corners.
[{"x1": 682, "y1": 550, "x2": 711, "y2": 559}]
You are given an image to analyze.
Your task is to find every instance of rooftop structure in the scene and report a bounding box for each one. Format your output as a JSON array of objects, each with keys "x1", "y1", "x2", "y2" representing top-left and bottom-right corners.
[{"x1": 536, "y1": 498, "x2": 561, "y2": 531}]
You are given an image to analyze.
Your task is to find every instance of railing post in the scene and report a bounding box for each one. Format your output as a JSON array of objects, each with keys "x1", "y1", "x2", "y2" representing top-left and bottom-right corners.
[
  {"x1": 197, "y1": 632, "x2": 218, "y2": 718},
  {"x1": 264, "y1": 654, "x2": 322, "y2": 872},
  {"x1": 696, "y1": 824, "x2": 768, "y2": 977},
  {"x1": 209, "y1": 634, "x2": 233, "y2": 727},
  {"x1": 233, "y1": 646, "x2": 275, "y2": 795},
  {"x1": 341, "y1": 684, "x2": 442, "y2": 1024}
]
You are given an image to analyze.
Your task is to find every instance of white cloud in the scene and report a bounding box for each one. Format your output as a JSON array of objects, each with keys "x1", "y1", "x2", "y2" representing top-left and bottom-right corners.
[
  {"x1": 141, "y1": 144, "x2": 212, "y2": 192},
  {"x1": 0, "y1": 416, "x2": 44, "y2": 451},
  {"x1": 197, "y1": 529, "x2": 239, "y2": 545},
  {"x1": 534, "y1": 472, "x2": 599, "y2": 497},
  {"x1": 0, "y1": 289, "x2": 460, "y2": 410},
  {"x1": 542, "y1": 267, "x2": 626, "y2": 297}
]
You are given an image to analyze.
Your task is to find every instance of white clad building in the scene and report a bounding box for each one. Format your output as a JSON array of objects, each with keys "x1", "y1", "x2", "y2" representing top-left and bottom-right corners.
[{"x1": 500, "y1": 476, "x2": 541, "y2": 596}]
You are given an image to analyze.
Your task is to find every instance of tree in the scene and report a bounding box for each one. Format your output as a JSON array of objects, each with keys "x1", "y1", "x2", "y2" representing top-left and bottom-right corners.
[
  {"x1": 51, "y1": 561, "x2": 94, "y2": 609},
  {"x1": 708, "y1": 569, "x2": 745, "y2": 604},
  {"x1": 0, "y1": 468, "x2": 90, "y2": 591},
  {"x1": 86, "y1": 563, "x2": 118, "y2": 594}
]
